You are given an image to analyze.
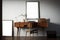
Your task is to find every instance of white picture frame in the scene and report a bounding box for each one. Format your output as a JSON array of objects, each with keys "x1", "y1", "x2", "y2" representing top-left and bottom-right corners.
[{"x1": 2, "y1": 20, "x2": 13, "y2": 36}]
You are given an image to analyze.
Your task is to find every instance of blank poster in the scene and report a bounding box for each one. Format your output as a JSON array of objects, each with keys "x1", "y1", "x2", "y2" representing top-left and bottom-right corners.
[
  {"x1": 2, "y1": 20, "x2": 12, "y2": 36},
  {"x1": 27, "y1": 2, "x2": 38, "y2": 19}
]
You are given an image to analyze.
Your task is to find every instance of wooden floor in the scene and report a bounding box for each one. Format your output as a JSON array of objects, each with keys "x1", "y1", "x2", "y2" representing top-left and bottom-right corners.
[{"x1": 2, "y1": 36, "x2": 60, "y2": 40}]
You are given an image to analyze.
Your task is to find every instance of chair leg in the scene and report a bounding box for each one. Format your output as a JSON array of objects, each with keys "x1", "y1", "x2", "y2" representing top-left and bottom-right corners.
[
  {"x1": 33, "y1": 33, "x2": 34, "y2": 40},
  {"x1": 25, "y1": 31, "x2": 28, "y2": 40},
  {"x1": 37, "y1": 31, "x2": 38, "y2": 40},
  {"x1": 30, "y1": 32, "x2": 31, "y2": 40}
]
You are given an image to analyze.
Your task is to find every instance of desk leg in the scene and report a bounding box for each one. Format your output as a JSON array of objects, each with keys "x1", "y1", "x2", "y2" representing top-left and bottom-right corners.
[
  {"x1": 17, "y1": 27, "x2": 19, "y2": 40},
  {"x1": 19, "y1": 28, "x2": 21, "y2": 40},
  {"x1": 42, "y1": 28, "x2": 45, "y2": 36},
  {"x1": 17, "y1": 28, "x2": 21, "y2": 40},
  {"x1": 30, "y1": 34, "x2": 31, "y2": 40},
  {"x1": 25, "y1": 31, "x2": 27, "y2": 40},
  {"x1": 17, "y1": 27, "x2": 19, "y2": 36},
  {"x1": 17, "y1": 28, "x2": 21, "y2": 36}
]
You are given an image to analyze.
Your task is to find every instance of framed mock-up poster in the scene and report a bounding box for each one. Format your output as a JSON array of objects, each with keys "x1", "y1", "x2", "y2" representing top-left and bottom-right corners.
[
  {"x1": 26, "y1": 2, "x2": 40, "y2": 22},
  {"x1": 27, "y1": 2, "x2": 39, "y2": 19},
  {"x1": 2, "y1": 20, "x2": 13, "y2": 36}
]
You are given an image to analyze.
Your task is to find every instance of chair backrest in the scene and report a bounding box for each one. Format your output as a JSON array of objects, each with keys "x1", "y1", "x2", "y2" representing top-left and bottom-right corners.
[{"x1": 38, "y1": 18, "x2": 48, "y2": 28}]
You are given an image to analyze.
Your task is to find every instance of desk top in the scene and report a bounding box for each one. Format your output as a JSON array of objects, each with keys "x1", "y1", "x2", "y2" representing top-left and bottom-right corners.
[
  {"x1": 14, "y1": 18, "x2": 48, "y2": 28},
  {"x1": 14, "y1": 21, "x2": 48, "y2": 28},
  {"x1": 14, "y1": 22, "x2": 33, "y2": 28}
]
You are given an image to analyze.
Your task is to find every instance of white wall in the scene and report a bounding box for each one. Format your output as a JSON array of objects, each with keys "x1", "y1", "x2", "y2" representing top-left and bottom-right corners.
[
  {"x1": 2, "y1": 0, "x2": 47, "y2": 36},
  {"x1": 2, "y1": 0, "x2": 26, "y2": 22},
  {"x1": 2, "y1": 0, "x2": 60, "y2": 36},
  {"x1": 2, "y1": 0, "x2": 26, "y2": 36}
]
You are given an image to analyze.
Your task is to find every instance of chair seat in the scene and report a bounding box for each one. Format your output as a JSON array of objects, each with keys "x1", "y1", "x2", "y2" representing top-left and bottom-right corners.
[
  {"x1": 26, "y1": 28, "x2": 38, "y2": 34},
  {"x1": 30, "y1": 29, "x2": 38, "y2": 34}
]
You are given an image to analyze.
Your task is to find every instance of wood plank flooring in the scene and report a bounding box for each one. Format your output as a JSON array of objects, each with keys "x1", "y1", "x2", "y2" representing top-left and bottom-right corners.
[{"x1": 2, "y1": 36, "x2": 60, "y2": 40}]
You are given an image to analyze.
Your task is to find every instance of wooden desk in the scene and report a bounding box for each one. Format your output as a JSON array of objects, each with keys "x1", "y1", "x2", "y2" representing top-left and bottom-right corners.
[
  {"x1": 14, "y1": 22, "x2": 34, "y2": 36},
  {"x1": 14, "y1": 21, "x2": 48, "y2": 36},
  {"x1": 14, "y1": 21, "x2": 48, "y2": 28},
  {"x1": 14, "y1": 22, "x2": 33, "y2": 28}
]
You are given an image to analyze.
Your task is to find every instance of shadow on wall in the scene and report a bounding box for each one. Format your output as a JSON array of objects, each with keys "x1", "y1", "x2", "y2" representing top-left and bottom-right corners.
[{"x1": 46, "y1": 19, "x2": 60, "y2": 36}]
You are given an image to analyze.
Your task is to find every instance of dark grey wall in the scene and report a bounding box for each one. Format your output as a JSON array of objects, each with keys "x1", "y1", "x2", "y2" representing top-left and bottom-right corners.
[{"x1": 40, "y1": 0, "x2": 60, "y2": 36}]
